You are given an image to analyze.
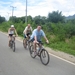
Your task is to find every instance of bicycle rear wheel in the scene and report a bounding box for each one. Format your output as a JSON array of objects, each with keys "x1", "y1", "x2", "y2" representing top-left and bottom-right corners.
[
  {"x1": 40, "y1": 49, "x2": 50, "y2": 65},
  {"x1": 29, "y1": 45, "x2": 36, "y2": 58}
]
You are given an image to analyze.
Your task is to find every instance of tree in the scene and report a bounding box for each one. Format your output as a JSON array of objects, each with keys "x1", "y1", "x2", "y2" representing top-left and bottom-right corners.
[
  {"x1": 9, "y1": 16, "x2": 25, "y2": 23},
  {"x1": 0, "y1": 16, "x2": 6, "y2": 23},
  {"x1": 27, "y1": 15, "x2": 33, "y2": 24},
  {"x1": 47, "y1": 11, "x2": 65, "y2": 23},
  {"x1": 33, "y1": 15, "x2": 46, "y2": 25}
]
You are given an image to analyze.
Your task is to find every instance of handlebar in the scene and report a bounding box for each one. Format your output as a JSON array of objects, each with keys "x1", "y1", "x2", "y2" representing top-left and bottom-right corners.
[{"x1": 37, "y1": 41, "x2": 49, "y2": 45}]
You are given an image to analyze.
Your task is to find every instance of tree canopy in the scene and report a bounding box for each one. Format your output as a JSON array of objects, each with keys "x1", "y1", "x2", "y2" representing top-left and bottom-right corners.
[{"x1": 0, "y1": 16, "x2": 6, "y2": 23}]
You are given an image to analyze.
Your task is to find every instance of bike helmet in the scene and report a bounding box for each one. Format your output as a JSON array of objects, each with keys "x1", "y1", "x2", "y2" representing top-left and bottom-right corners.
[{"x1": 11, "y1": 25, "x2": 14, "y2": 28}]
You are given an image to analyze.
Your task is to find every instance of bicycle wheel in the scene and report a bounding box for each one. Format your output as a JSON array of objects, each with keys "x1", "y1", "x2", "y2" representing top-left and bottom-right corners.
[
  {"x1": 29, "y1": 45, "x2": 36, "y2": 58},
  {"x1": 9, "y1": 41, "x2": 12, "y2": 48},
  {"x1": 40, "y1": 49, "x2": 50, "y2": 65},
  {"x1": 12, "y1": 42, "x2": 15, "y2": 52},
  {"x1": 27, "y1": 41, "x2": 30, "y2": 50},
  {"x1": 23, "y1": 39, "x2": 27, "y2": 49}
]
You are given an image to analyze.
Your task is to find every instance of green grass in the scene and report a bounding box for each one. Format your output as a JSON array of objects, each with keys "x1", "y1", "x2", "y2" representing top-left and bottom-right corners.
[{"x1": 49, "y1": 41, "x2": 75, "y2": 56}]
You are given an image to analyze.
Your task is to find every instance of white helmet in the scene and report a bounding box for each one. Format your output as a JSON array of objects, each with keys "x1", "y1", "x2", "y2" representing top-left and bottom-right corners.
[{"x1": 11, "y1": 25, "x2": 14, "y2": 28}]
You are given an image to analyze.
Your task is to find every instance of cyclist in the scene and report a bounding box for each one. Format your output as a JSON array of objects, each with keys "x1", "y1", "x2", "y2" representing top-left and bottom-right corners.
[
  {"x1": 23, "y1": 24, "x2": 32, "y2": 38},
  {"x1": 8, "y1": 25, "x2": 18, "y2": 47},
  {"x1": 30, "y1": 25, "x2": 49, "y2": 55}
]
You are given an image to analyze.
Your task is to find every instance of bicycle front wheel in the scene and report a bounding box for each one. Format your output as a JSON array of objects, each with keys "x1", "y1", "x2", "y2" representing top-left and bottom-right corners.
[
  {"x1": 12, "y1": 42, "x2": 15, "y2": 52},
  {"x1": 40, "y1": 49, "x2": 50, "y2": 65},
  {"x1": 23, "y1": 39, "x2": 28, "y2": 49},
  {"x1": 29, "y1": 45, "x2": 36, "y2": 58}
]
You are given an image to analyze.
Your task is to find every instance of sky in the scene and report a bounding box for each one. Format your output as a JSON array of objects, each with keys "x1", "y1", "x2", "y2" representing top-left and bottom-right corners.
[{"x1": 0, "y1": 0, "x2": 75, "y2": 20}]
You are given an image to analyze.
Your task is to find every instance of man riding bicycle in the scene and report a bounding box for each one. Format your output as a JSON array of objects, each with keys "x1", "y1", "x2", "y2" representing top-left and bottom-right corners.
[
  {"x1": 8, "y1": 25, "x2": 18, "y2": 47},
  {"x1": 30, "y1": 25, "x2": 49, "y2": 55},
  {"x1": 23, "y1": 24, "x2": 32, "y2": 38}
]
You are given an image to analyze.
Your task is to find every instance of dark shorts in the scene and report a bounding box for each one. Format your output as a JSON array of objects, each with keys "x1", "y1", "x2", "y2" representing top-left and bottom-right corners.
[
  {"x1": 23, "y1": 33, "x2": 30, "y2": 38},
  {"x1": 9, "y1": 34, "x2": 13, "y2": 37},
  {"x1": 30, "y1": 38, "x2": 42, "y2": 43}
]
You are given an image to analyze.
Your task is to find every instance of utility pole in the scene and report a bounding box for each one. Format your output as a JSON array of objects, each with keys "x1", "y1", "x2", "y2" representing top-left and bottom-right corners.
[
  {"x1": 10, "y1": 6, "x2": 16, "y2": 22},
  {"x1": 7, "y1": 12, "x2": 10, "y2": 21},
  {"x1": 25, "y1": 0, "x2": 27, "y2": 24}
]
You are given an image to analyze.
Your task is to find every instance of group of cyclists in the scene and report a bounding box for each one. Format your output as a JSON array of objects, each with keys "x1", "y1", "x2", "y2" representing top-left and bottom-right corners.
[{"x1": 8, "y1": 24, "x2": 49, "y2": 55}]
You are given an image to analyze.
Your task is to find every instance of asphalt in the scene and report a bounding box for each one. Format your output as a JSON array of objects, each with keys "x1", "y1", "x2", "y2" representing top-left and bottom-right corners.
[{"x1": 0, "y1": 31, "x2": 75, "y2": 75}]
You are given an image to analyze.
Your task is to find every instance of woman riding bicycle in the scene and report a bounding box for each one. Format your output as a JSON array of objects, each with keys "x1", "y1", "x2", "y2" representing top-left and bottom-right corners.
[{"x1": 8, "y1": 25, "x2": 18, "y2": 47}]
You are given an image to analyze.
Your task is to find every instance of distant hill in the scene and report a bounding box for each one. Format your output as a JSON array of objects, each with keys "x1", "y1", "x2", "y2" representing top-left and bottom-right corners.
[{"x1": 65, "y1": 14, "x2": 75, "y2": 20}]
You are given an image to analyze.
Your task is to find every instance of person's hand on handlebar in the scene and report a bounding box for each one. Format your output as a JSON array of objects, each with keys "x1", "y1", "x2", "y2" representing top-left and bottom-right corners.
[
  {"x1": 15, "y1": 34, "x2": 18, "y2": 37},
  {"x1": 46, "y1": 40, "x2": 49, "y2": 44}
]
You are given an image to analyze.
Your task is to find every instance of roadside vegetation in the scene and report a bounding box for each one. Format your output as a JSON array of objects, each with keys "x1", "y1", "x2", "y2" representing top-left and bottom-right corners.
[{"x1": 0, "y1": 11, "x2": 75, "y2": 56}]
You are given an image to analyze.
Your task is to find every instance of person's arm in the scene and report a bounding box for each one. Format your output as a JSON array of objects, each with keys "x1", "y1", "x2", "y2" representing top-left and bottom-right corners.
[
  {"x1": 42, "y1": 30, "x2": 49, "y2": 43},
  {"x1": 44, "y1": 36, "x2": 49, "y2": 43},
  {"x1": 24, "y1": 27, "x2": 28, "y2": 37},
  {"x1": 34, "y1": 35, "x2": 37, "y2": 41},
  {"x1": 8, "y1": 28, "x2": 10, "y2": 36},
  {"x1": 30, "y1": 27, "x2": 33, "y2": 32},
  {"x1": 14, "y1": 28, "x2": 18, "y2": 36},
  {"x1": 33, "y1": 29, "x2": 38, "y2": 43}
]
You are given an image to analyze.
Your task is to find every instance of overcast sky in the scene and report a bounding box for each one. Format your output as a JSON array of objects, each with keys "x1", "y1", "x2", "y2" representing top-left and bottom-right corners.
[{"x1": 0, "y1": 0, "x2": 75, "y2": 20}]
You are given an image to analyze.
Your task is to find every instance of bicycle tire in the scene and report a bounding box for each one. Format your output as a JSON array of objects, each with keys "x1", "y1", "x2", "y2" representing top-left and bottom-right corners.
[
  {"x1": 9, "y1": 40, "x2": 12, "y2": 48},
  {"x1": 27, "y1": 41, "x2": 30, "y2": 50},
  {"x1": 40, "y1": 49, "x2": 50, "y2": 65},
  {"x1": 12, "y1": 42, "x2": 15, "y2": 52},
  {"x1": 23, "y1": 39, "x2": 27, "y2": 49},
  {"x1": 29, "y1": 45, "x2": 36, "y2": 58}
]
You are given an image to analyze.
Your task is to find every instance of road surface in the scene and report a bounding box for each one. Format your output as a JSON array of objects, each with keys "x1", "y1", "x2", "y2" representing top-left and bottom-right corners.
[{"x1": 0, "y1": 31, "x2": 75, "y2": 75}]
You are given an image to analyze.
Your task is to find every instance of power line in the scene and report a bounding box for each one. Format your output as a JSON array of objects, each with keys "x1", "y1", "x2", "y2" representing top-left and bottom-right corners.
[
  {"x1": 10, "y1": 6, "x2": 16, "y2": 17},
  {"x1": 10, "y1": 6, "x2": 16, "y2": 22},
  {"x1": 25, "y1": 0, "x2": 27, "y2": 24}
]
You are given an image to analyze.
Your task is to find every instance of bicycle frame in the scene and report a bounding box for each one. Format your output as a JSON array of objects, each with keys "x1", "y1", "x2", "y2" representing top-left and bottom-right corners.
[
  {"x1": 9, "y1": 35, "x2": 16, "y2": 52},
  {"x1": 36, "y1": 42, "x2": 44, "y2": 52}
]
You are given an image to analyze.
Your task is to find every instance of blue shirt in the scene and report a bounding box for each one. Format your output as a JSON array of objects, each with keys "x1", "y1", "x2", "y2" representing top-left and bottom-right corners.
[{"x1": 30, "y1": 29, "x2": 45, "y2": 41}]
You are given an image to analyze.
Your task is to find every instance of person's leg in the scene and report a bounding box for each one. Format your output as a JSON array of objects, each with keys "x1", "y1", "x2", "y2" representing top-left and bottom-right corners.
[
  {"x1": 38, "y1": 41, "x2": 42, "y2": 49},
  {"x1": 24, "y1": 34, "x2": 26, "y2": 43},
  {"x1": 33, "y1": 40, "x2": 39, "y2": 55},
  {"x1": 33, "y1": 41, "x2": 37, "y2": 52},
  {"x1": 13, "y1": 35, "x2": 15, "y2": 41},
  {"x1": 8, "y1": 35, "x2": 12, "y2": 46}
]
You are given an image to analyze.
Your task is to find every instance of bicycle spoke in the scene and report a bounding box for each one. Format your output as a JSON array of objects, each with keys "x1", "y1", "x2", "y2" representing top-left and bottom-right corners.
[
  {"x1": 40, "y1": 49, "x2": 50, "y2": 65},
  {"x1": 29, "y1": 45, "x2": 36, "y2": 58},
  {"x1": 12, "y1": 42, "x2": 15, "y2": 52},
  {"x1": 23, "y1": 39, "x2": 27, "y2": 49}
]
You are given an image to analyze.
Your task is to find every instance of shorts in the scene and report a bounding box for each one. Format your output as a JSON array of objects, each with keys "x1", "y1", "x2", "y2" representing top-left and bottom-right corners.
[
  {"x1": 30, "y1": 38, "x2": 42, "y2": 43},
  {"x1": 9, "y1": 34, "x2": 13, "y2": 37},
  {"x1": 23, "y1": 33, "x2": 30, "y2": 38}
]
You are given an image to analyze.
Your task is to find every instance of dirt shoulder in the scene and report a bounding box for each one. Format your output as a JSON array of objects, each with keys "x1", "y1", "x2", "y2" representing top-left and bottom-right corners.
[{"x1": 45, "y1": 47, "x2": 75, "y2": 63}]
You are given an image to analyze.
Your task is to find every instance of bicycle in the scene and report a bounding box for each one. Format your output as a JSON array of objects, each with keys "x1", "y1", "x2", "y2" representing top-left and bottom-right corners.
[
  {"x1": 29, "y1": 41, "x2": 50, "y2": 65},
  {"x1": 9, "y1": 35, "x2": 16, "y2": 52},
  {"x1": 23, "y1": 35, "x2": 30, "y2": 50}
]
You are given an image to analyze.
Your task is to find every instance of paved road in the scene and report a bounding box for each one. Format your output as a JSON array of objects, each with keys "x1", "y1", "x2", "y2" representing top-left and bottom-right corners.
[{"x1": 0, "y1": 32, "x2": 75, "y2": 75}]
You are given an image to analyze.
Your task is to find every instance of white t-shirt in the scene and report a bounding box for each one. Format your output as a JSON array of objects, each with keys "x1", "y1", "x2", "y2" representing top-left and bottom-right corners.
[
  {"x1": 23, "y1": 26, "x2": 32, "y2": 34},
  {"x1": 9, "y1": 29, "x2": 14, "y2": 34}
]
